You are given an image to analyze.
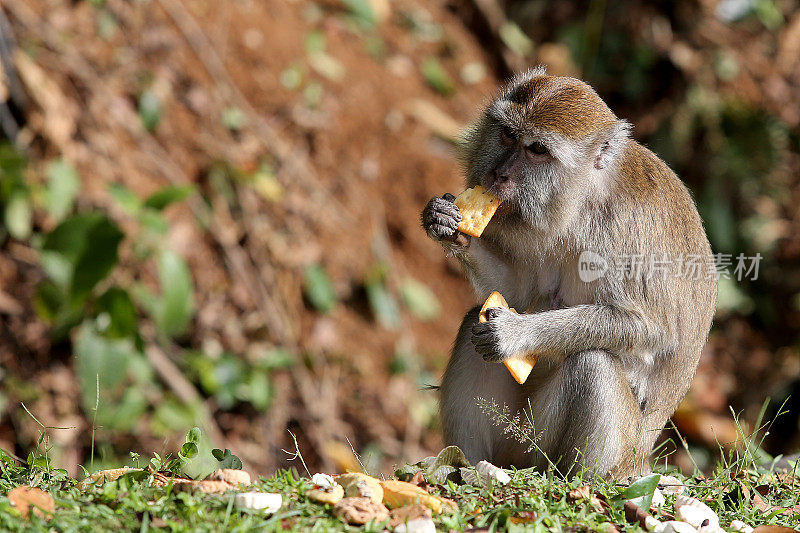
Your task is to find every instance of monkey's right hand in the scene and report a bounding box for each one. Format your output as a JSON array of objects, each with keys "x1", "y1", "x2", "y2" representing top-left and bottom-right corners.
[{"x1": 422, "y1": 193, "x2": 468, "y2": 245}]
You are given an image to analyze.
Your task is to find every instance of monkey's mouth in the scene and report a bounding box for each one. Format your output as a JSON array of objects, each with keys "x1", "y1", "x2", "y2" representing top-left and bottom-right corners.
[{"x1": 495, "y1": 198, "x2": 519, "y2": 217}]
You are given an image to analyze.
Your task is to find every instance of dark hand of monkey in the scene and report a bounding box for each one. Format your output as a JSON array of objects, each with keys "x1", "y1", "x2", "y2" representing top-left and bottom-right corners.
[
  {"x1": 471, "y1": 307, "x2": 510, "y2": 362},
  {"x1": 422, "y1": 194, "x2": 464, "y2": 243}
]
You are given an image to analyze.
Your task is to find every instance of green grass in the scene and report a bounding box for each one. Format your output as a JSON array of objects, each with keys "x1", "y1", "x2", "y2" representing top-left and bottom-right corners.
[{"x1": 2, "y1": 444, "x2": 800, "y2": 532}]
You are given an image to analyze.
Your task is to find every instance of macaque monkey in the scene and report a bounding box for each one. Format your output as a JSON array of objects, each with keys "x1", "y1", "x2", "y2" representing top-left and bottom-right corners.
[{"x1": 422, "y1": 68, "x2": 716, "y2": 478}]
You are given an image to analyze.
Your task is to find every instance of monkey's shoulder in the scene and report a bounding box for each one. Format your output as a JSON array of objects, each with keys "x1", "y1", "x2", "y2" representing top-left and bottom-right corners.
[{"x1": 616, "y1": 141, "x2": 694, "y2": 208}]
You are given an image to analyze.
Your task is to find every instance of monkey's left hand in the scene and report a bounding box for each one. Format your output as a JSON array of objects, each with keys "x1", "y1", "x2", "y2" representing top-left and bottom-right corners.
[{"x1": 471, "y1": 307, "x2": 530, "y2": 362}]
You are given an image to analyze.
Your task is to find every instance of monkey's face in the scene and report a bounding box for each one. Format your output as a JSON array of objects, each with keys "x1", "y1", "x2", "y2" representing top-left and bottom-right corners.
[{"x1": 461, "y1": 72, "x2": 627, "y2": 229}]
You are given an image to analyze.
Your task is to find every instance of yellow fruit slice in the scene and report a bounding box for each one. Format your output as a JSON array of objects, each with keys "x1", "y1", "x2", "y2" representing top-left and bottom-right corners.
[{"x1": 479, "y1": 291, "x2": 537, "y2": 384}]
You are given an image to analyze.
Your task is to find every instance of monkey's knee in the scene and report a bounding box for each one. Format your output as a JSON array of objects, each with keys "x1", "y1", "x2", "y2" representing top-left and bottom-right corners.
[{"x1": 551, "y1": 350, "x2": 643, "y2": 477}]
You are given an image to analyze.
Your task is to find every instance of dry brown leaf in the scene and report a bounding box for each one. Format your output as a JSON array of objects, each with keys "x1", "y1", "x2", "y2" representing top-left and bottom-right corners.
[
  {"x1": 173, "y1": 480, "x2": 234, "y2": 494},
  {"x1": 388, "y1": 504, "x2": 432, "y2": 528},
  {"x1": 78, "y1": 467, "x2": 140, "y2": 490},
  {"x1": 7, "y1": 486, "x2": 55, "y2": 520},
  {"x1": 208, "y1": 468, "x2": 252, "y2": 487},
  {"x1": 332, "y1": 496, "x2": 389, "y2": 525},
  {"x1": 509, "y1": 511, "x2": 538, "y2": 524}
]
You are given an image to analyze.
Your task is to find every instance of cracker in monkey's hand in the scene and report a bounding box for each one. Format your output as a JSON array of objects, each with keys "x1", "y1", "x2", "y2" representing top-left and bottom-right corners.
[
  {"x1": 479, "y1": 291, "x2": 538, "y2": 384},
  {"x1": 454, "y1": 185, "x2": 502, "y2": 238}
]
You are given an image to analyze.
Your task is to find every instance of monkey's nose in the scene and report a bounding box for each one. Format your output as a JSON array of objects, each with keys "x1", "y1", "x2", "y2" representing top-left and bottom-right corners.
[{"x1": 492, "y1": 170, "x2": 511, "y2": 185}]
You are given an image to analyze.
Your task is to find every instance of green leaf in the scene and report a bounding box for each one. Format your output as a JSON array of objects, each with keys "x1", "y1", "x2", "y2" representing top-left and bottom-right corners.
[
  {"x1": 401, "y1": 278, "x2": 441, "y2": 321},
  {"x1": 221, "y1": 107, "x2": 247, "y2": 131},
  {"x1": 154, "y1": 249, "x2": 195, "y2": 338},
  {"x1": 74, "y1": 322, "x2": 148, "y2": 429},
  {"x1": 96, "y1": 287, "x2": 138, "y2": 339},
  {"x1": 304, "y1": 263, "x2": 336, "y2": 313},
  {"x1": 109, "y1": 183, "x2": 141, "y2": 214},
  {"x1": 186, "y1": 426, "x2": 201, "y2": 444},
  {"x1": 71, "y1": 217, "x2": 124, "y2": 301},
  {"x1": 341, "y1": 0, "x2": 376, "y2": 28},
  {"x1": 4, "y1": 192, "x2": 32, "y2": 240},
  {"x1": 499, "y1": 22, "x2": 534, "y2": 57},
  {"x1": 180, "y1": 442, "x2": 198, "y2": 459},
  {"x1": 613, "y1": 473, "x2": 660, "y2": 510},
  {"x1": 138, "y1": 89, "x2": 162, "y2": 131},
  {"x1": 143, "y1": 185, "x2": 194, "y2": 211},
  {"x1": 46, "y1": 159, "x2": 81, "y2": 222},
  {"x1": 41, "y1": 213, "x2": 124, "y2": 305},
  {"x1": 421, "y1": 57, "x2": 455, "y2": 96},
  {"x1": 211, "y1": 448, "x2": 242, "y2": 469},
  {"x1": 366, "y1": 280, "x2": 400, "y2": 329}
]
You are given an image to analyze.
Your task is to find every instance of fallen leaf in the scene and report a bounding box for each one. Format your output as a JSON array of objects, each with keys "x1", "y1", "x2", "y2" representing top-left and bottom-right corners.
[
  {"x1": 7, "y1": 486, "x2": 55, "y2": 520},
  {"x1": 388, "y1": 504, "x2": 432, "y2": 527}
]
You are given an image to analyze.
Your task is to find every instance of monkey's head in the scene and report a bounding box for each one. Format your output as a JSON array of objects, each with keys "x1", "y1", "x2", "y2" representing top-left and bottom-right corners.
[{"x1": 461, "y1": 67, "x2": 631, "y2": 228}]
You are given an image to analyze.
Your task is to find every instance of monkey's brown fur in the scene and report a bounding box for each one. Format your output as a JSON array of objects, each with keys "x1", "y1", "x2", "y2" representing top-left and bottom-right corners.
[{"x1": 421, "y1": 68, "x2": 716, "y2": 478}]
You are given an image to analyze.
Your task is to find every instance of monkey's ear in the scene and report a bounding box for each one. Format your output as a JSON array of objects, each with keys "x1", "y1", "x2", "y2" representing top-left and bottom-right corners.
[{"x1": 594, "y1": 120, "x2": 631, "y2": 170}]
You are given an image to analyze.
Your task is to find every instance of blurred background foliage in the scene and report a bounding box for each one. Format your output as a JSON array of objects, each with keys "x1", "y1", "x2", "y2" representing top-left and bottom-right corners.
[{"x1": 0, "y1": 0, "x2": 799, "y2": 476}]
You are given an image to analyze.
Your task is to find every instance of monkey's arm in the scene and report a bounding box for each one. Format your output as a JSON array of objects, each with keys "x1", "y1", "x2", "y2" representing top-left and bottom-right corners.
[{"x1": 472, "y1": 304, "x2": 665, "y2": 364}]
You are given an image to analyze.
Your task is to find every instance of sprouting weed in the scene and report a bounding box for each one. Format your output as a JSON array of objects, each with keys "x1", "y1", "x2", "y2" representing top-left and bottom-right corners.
[{"x1": 476, "y1": 397, "x2": 540, "y2": 453}]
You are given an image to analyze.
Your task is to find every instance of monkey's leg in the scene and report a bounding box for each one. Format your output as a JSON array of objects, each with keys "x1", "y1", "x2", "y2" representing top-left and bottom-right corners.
[
  {"x1": 529, "y1": 349, "x2": 645, "y2": 478},
  {"x1": 440, "y1": 306, "x2": 529, "y2": 466}
]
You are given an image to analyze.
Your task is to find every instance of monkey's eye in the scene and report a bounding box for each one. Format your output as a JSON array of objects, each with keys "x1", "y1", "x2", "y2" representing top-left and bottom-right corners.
[
  {"x1": 527, "y1": 141, "x2": 548, "y2": 155},
  {"x1": 500, "y1": 125, "x2": 516, "y2": 145}
]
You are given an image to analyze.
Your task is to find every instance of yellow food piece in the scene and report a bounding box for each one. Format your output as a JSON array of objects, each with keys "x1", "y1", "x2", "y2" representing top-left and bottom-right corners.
[
  {"x1": 379, "y1": 480, "x2": 443, "y2": 514},
  {"x1": 454, "y1": 186, "x2": 502, "y2": 238},
  {"x1": 479, "y1": 291, "x2": 537, "y2": 384},
  {"x1": 307, "y1": 484, "x2": 344, "y2": 505},
  {"x1": 337, "y1": 472, "x2": 384, "y2": 505}
]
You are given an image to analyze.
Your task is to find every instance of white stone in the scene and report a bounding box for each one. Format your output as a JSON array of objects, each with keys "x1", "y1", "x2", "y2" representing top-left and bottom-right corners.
[
  {"x1": 658, "y1": 475, "x2": 686, "y2": 496},
  {"x1": 233, "y1": 492, "x2": 282, "y2": 513},
  {"x1": 395, "y1": 517, "x2": 436, "y2": 533},
  {"x1": 674, "y1": 495, "x2": 719, "y2": 529},
  {"x1": 729, "y1": 520, "x2": 754, "y2": 533},
  {"x1": 651, "y1": 488, "x2": 666, "y2": 507},
  {"x1": 311, "y1": 473, "x2": 336, "y2": 490},
  {"x1": 655, "y1": 521, "x2": 699, "y2": 533},
  {"x1": 475, "y1": 460, "x2": 511, "y2": 485}
]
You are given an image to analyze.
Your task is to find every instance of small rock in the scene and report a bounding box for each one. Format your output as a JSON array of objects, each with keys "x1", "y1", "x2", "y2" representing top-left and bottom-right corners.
[
  {"x1": 395, "y1": 517, "x2": 436, "y2": 533},
  {"x1": 651, "y1": 488, "x2": 666, "y2": 508},
  {"x1": 656, "y1": 521, "x2": 698, "y2": 533},
  {"x1": 730, "y1": 520, "x2": 754, "y2": 533},
  {"x1": 307, "y1": 484, "x2": 344, "y2": 505},
  {"x1": 475, "y1": 460, "x2": 511, "y2": 485},
  {"x1": 208, "y1": 469, "x2": 251, "y2": 487},
  {"x1": 311, "y1": 473, "x2": 336, "y2": 490},
  {"x1": 674, "y1": 495, "x2": 719, "y2": 529},
  {"x1": 337, "y1": 472, "x2": 384, "y2": 504},
  {"x1": 233, "y1": 492, "x2": 282, "y2": 513},
  {"x1": 658, "y1": 475, "x2": 686, "y2": 496},
  {"x1": 333, "y1": 496, "x2": 389, "y2": 525}
]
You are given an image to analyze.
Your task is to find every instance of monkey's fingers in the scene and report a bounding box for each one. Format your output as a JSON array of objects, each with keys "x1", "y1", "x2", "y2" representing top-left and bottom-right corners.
[{"x1": 442, "y1": 192, "x2": 456, "y2": 202}]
